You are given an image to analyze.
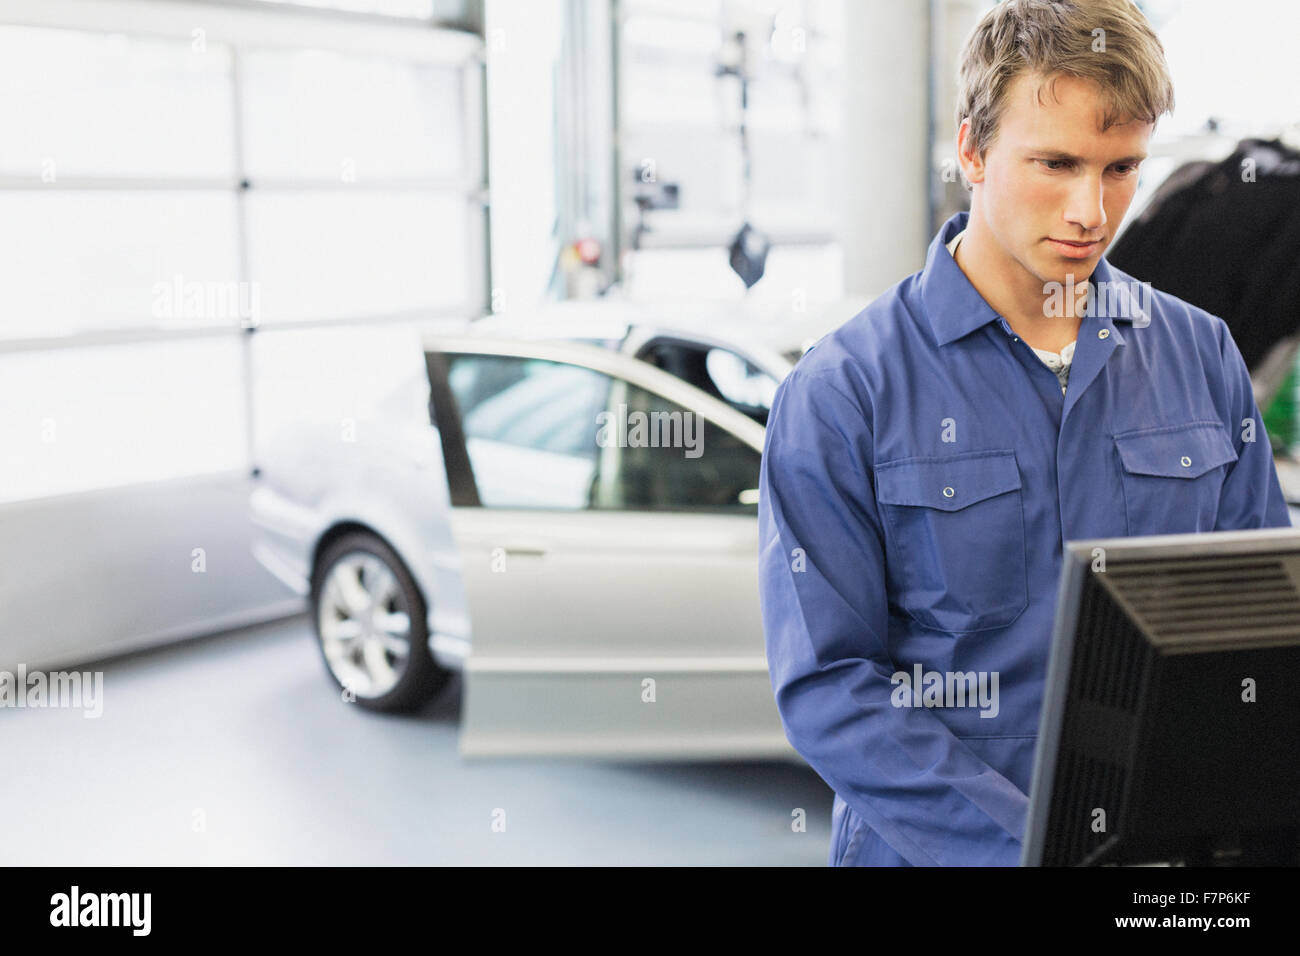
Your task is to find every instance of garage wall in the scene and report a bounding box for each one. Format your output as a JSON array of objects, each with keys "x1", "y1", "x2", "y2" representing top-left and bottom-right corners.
[{"x1": 0, "y1": 0, "x2": 486, "y2": 667}]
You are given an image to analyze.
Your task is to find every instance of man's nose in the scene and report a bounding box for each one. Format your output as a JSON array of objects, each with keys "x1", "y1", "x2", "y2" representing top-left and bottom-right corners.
[{"x1": 1064, "y1": 172, "x2": 1107, "y2": 233}]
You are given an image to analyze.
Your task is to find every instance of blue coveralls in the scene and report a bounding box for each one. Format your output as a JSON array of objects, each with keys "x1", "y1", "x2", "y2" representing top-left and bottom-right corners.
[{"x1": 758, "y1": 210, "x2": 1292, "y2": 866}]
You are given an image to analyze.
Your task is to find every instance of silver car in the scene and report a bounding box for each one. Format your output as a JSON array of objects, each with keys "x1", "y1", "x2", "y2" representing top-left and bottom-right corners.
[{"x1": 250, "y1": 303, "x2": 857, "y2": 760}]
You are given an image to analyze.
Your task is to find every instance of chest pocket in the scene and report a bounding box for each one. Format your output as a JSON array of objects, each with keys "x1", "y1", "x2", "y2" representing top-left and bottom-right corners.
[
  {"x1": 875, "y1": 449, "x2": 1027, "y2": 633},
  {"x1": 1114, "y1": 421, "x2": 1239, "y2": 536}
]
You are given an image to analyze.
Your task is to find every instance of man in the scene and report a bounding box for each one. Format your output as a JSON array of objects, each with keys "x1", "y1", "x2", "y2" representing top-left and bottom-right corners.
[{"x1": 758, "y1": 0, "x2": 1291, "y2": 867}]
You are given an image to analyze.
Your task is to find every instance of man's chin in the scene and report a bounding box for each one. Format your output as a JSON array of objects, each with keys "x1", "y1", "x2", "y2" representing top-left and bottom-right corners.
[
  {"x1": 1038, "y1": 255, "x2": 1099, "y2": 288},
  {"x1": 1032, "y1": 259, "x2": 1097, "y2": 318}
]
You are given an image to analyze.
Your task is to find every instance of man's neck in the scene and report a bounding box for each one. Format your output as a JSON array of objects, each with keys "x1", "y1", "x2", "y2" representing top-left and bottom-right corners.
[{"x1": 952, "y1": 215, "x2": 1085, "y2": 353}]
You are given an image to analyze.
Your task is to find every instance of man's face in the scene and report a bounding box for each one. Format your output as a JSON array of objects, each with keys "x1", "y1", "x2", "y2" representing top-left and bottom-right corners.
[{"x1": 962, "y1": 70, "x2": 1153, "y2": 289}]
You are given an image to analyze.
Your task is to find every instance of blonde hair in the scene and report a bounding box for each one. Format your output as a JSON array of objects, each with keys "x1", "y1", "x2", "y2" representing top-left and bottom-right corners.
[{"x1": 956, "y1": 0, "x2": 1175, "y2": 184}]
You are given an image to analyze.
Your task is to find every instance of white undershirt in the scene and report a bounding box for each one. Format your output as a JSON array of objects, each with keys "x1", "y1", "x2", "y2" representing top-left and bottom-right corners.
[{"x1": 946, "y1": 229, "x2": 1074, "y2": 393}]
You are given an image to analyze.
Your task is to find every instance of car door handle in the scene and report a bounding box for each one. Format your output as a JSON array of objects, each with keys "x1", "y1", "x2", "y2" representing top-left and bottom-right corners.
[{"x1": 500, "y1": 541, "x2": 548, "y2": 557}]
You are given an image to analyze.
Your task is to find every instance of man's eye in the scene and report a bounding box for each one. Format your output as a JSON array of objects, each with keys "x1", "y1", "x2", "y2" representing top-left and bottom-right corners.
[
  {"x1": 1038, "y1": 159, "x2": 1072, "y2": 171},
  {"x1": 1111, "y1": 164, "x2": 1139, "y2": 175}
]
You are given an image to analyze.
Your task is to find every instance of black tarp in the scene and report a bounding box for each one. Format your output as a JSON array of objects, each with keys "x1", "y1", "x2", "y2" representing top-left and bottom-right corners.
[{"x1": 1108, "y1": 137, "x2": 1300, "y2": 402}]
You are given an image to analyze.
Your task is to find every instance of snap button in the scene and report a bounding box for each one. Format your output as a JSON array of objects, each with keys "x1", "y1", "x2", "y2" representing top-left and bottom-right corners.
[
  {"x1": 942, "y1": 486, "x2": 955, "y2": 498},
  {"x1": 1098, "y1": 328, "x2": 1110, "y2": 339},
  {"x1": 1180, "y1": 455, "x2": 1191, "y2": 467}
]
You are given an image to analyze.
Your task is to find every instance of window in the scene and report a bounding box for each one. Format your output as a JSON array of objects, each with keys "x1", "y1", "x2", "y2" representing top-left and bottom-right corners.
[
  {"x1": 445, "y1": 354, "x2": 612, "y2": 510},
  {"x1": 0, "y1": 13, "x2": 482, "y2": 503},
  {"x1": 635, "y1": 338, "x2": 778, "y2": 425},
  {"x1": 0, "y1": 27, "x2": 235, "y2": 180},
  {"x1": 253, "y1": 0, "x2": 437, "y2": 18},
  {"x1": 591, "y1": 382, "x2": 760, "y2": 513},
  {"x1": 0, "y1": 339, "x2": 247, "y2": 502},
  {"x1": 704, "y1": 347, "x2": 777, "y2": 421},
  {"x1": 439, "y1": 353, "x2": 762, "y2": 514}
]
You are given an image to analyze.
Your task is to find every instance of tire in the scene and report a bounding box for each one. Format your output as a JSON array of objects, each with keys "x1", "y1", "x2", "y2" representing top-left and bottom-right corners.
[{"x1": 310, "y1": 531, "x2": 450, "y2": 713}]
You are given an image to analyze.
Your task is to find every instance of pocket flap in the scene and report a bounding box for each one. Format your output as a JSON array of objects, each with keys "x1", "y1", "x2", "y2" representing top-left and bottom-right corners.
[
  {"x1": 1114, "y1": 422, "x2": 1239, "y2": 479},
  {"x1": 875, "y1": 450, "x2": 1021, "y2": 511}
]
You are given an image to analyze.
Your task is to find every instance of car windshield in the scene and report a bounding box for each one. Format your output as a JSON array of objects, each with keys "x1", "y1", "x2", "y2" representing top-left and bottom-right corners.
[{"x1": 634, "y1": 338, "x2": 779, "y2": 426}]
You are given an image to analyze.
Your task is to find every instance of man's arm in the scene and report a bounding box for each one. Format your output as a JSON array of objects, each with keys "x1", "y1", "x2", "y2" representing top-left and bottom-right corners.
[
  {"x1": 1213, "y1": 318, "x2": 1292, "y2": 530},
  {"x1": 758, "y1": 369, "x2": 1028, "y2": 867}
]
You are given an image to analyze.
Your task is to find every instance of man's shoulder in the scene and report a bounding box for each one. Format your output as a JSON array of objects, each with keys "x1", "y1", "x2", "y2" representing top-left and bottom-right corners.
[{"x1": 788, "y1": 276, "x2": 923, "y2": 395}]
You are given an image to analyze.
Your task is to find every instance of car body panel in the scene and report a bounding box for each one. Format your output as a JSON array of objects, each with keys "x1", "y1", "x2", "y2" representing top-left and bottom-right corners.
[
  {"x1": 449, "y1": 508, "x2": 786, "y2": 758},
  {"x1": 250, "y1": 386, "x2": 473, "y2": 670}
]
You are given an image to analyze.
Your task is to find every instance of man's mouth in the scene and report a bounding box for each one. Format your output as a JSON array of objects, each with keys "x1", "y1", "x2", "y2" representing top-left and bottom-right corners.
[{"x1": 1047, "y1": 237, "x2": 1103, "y2": 258}]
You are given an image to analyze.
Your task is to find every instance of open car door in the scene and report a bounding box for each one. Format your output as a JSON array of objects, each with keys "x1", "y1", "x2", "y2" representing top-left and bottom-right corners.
[{"x1": 424, "y1": 335, "x2": 794, "y2": 760}]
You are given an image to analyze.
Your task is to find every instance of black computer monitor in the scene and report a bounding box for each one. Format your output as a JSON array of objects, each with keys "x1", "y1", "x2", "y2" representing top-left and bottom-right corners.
[{"x1": 1023, "y1": 527, "x2": 1300, "y2": 866}]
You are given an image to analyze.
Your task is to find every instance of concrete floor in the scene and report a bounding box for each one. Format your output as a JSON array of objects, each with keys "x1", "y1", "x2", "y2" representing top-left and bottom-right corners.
[{"x1": 2, "y1": 617, "x2": 833, "y2": 865}]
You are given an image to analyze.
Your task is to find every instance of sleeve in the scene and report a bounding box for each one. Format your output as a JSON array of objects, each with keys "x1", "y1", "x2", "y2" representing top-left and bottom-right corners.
[
  {"x1": 758, "y1": 368, "x2": 1028, "y2": 867},
  {"x1": 1212, "y1": 318, "x2": 1293, "y2": 531}
]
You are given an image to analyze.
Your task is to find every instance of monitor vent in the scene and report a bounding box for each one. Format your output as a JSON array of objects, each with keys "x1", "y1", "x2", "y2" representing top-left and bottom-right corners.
[
  {"x1": 1096, "y1": 554, "x2": 1300, "y2": 651},
  {"x1": 1043, "y1": 571, "x2": 1150, "y2": 865}
]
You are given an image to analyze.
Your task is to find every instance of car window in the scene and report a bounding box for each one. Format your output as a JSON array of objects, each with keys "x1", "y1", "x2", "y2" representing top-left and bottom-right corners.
[
  {"x1": 634, "y1": 338, "x2": 777, "y2": 426},
  {"x1": 704, "y1": 347, "x2": 778, "y2": 412},
  {"x1": 445, "y1": 354, "x2": 611, "y2": 509},
  {"x1": 591, "y1": 381, "x2": 760, "y2": 514}
]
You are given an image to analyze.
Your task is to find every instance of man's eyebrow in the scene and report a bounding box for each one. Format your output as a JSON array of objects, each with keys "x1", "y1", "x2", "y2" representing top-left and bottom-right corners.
[{"x1": 1026, "y1": 148, "x2": 1149, "y2": 164}]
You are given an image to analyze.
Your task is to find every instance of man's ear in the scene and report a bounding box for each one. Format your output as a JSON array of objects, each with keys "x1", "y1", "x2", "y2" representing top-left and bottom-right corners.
[{"x1": 957, "y1": 117, "x2": 986, "y2": 186}]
